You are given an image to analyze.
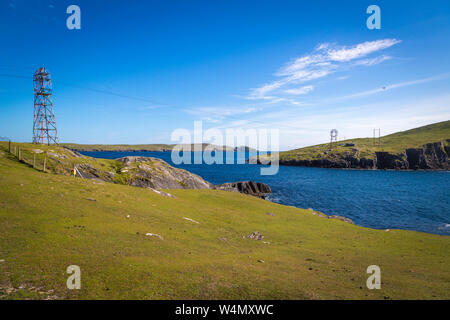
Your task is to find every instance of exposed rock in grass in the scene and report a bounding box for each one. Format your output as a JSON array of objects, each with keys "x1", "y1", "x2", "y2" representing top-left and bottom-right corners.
[
  {"x1": 308, "y1": 209, "x2": 327, "y2": 218},
  {"x1": 47, "y1": 152, "x2": 68, "y2": 159},
  {"x1": 145, "y1": 233, "x2": 164, "y2": 240},
  {"x1": 183, "y1": 217, "x2": 199, "y2": 224},
  {"x1": 77, "y1": 163, "x2": 111, "y2": 182},
  {"x1": 63, "y1": 147, "x2": 85, "y2": 158},
  {"x1": 328, "y1": 215, "x2": 354, "y2": 224},
  {"x1": 148, "y1": 188, "x2": 176, "y2": 199},
  {"x1": 246, "y1": 232, "x2": 264, "y2": 240},
  {"x1": 265, "y1": 212, "x2": 275, "y2": 216}
]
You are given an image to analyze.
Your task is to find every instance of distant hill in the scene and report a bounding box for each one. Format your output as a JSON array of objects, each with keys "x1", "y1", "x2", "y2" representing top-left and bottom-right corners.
[
  {"x1": 275, "y1": 120, "x2": 450, "y2": 169},
  {"x1": 61, "y1": 143, "x2": 174, "y2": 152},
  {"x1": 61, "y1": 143, "x2": 257, "y2": 152}
]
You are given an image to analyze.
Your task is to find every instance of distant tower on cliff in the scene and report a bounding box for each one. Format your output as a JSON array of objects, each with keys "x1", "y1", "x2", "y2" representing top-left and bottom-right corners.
[
  {"x1": 330, "y1": 129, "x2": 338, "y2": 149},
  {"x1": 33, "y1": 68, "x2": 59, "y2": 145},
  {"x1": 373, "y1": 128, "x2": 381, "y2": 147}
]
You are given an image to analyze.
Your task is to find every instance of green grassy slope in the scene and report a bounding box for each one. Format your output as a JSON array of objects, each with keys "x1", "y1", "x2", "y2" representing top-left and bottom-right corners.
[
  {"x1": 280, "y1": 120, "x2": 450, "y2": 161},
  {"x1": 0, "y1": 142, "x2": 206, "y2": 188},
  {"x1": 0, "y1": 149, "x2": 449, "y2": 300}
]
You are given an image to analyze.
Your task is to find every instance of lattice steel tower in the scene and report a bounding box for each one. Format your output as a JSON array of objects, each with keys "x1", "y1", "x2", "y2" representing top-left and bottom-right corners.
[
  {"x1": 330, "y1": 129, "x2": 338, "y2": 149},
  {"x1": 33, "y1": 67, "x2": 59, "y2": 145}
]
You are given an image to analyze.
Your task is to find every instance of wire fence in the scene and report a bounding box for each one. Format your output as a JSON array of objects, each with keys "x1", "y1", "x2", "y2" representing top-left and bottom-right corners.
[{"x1": 1, "y1": 141, "x2": 49, "y2": 172}]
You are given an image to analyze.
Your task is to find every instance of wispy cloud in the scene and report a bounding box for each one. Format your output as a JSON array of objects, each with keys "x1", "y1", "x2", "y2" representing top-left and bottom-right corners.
[
  {"x1": 354, "y1": 55, "x2": 392, "y2": 66},
  {"x1": 184, "y1": 105, "x2": 260, "y2": 123},
  {"x1": 329, "y1": 73, "x2": 450, "y2": 101},
  {"x1": 284, "y1": 85, "x2": 314, "y2": 95},
  {"x1": 326, "y1": 39, "x2": 400, "y2": 62},
  {"x1": 247, "y1": 39, "x2": 401, "y2": 104}
]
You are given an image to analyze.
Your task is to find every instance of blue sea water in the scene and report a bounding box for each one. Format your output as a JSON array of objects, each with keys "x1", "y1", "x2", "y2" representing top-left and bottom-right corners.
[{"x1": 81, "y1": 151, "x2": 450, "y2": 236}]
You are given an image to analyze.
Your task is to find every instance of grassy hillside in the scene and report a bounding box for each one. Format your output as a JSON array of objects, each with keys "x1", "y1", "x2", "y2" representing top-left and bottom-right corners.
[
  {"x1": 0, "y1": 145, "x2": 449, "y2": 299},
  {"x1": 280, "y1": 120, "x2": 450, "y2": 161},
  {"x1": 0, "y1": 142, "x2": 211, "y2": 189}
]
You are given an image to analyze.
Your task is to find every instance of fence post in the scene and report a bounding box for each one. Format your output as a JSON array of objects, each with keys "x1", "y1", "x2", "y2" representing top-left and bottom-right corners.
[
  {"x1": 43, "y1": 156, "x2": 46, "y2": 172},
  {"x1": 33, "y1": 153, "x2": 36, "y2": 168},
  {"x1": 8, "y1": 140, "x2": 11, "y2": 153},
  {"x1": 18, "y1": 147, "x2": 21, "y2": 161}
]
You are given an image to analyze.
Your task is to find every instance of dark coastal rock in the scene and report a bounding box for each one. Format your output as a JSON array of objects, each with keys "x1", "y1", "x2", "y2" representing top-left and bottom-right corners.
[
  {"x1": 215, "y1": 181, "x2": 272, "y2": 199},
  {"x1": 405, "y1": 148, "x2": 428, "y2": 169},
  {"x1": 375, "y1": 152, "x2": 408, "y2": 170},
  {"x1": 422, "y1": 142, "x2": 449, "y2": 169},
  {"x1": 359, "y1": 158, "x2": 376, "y2": 169},
  {"x1": 278, "y1": 157, "x2": 375, "y2": 169}
]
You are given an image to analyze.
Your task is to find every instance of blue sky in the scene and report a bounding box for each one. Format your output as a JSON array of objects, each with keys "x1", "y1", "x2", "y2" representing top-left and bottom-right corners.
[{"x1": 1, "y1": 0, "x2": 450, "y2": 150}]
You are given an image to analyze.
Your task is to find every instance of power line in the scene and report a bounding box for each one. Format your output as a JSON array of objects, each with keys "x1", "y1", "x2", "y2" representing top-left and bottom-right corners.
[{"x1": 0, "y1": 72, "x2": 310, "y2": 132}]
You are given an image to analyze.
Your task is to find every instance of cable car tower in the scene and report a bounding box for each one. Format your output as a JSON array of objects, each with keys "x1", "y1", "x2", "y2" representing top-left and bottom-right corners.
[{"x1": 33, "y1": 67, "x2": 59, "y2": 145}]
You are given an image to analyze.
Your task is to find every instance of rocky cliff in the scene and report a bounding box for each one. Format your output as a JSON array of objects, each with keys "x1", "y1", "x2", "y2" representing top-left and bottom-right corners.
[
  {"x1": 277, "y1": 141, "x2": 449, "y2": 170},
  {"x1": 116, "y1": 156, "x2": 214, "y2": 189}
]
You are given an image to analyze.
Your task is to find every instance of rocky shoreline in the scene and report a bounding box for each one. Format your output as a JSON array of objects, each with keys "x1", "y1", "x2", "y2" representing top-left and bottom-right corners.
[
  {"x1": 273, "y1": 141, "x2": 449, "y2": 170},
  {"x1": 75, "y1": 155, "x2": 272, "y2": 199}
]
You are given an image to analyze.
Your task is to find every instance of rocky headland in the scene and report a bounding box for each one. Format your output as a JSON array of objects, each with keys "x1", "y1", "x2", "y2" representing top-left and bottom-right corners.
[{"x1": 277, "y1": 141, "x2": 449, "y2": 170}]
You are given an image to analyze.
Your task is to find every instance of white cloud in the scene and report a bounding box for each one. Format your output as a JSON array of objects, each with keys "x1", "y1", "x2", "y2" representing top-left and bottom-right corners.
[
  {"x1": 327, "y1": 39, "x2": 401, "y2": 62},
  {"x1": 248, "y1": 80, "x2": 286, "y2": 100},
  {"x1": 354, "y1": 55, "x2": 392, "y2": 66},
  {"x1": 247, "y1": 39, "x2": 400, "y2": 103},
  {"x1": 315, "y1": 43, "x2": 331, "y2": 51},
  {"x1": 284, "y1": 85, "x2": 314, "y2": 95}
]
